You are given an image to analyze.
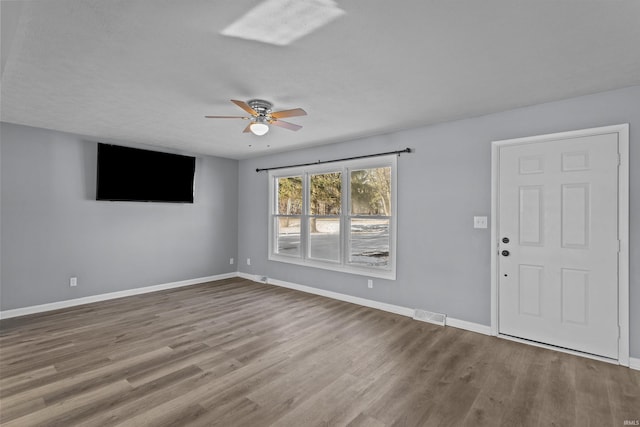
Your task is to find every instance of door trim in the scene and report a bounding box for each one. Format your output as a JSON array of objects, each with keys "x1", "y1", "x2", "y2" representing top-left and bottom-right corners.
[{"x1": 490, "y1": 124, "x2": 629, "y2": 366}]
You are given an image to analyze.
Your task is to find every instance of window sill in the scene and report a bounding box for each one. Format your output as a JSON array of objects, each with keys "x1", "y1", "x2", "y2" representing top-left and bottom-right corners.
[{"x1": 268, "y1": 254, "x2": 396, "y2": 280}]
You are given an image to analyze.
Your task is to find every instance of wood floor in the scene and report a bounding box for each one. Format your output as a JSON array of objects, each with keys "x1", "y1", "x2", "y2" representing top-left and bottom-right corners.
[{"x1": 1, "y1": 278, "x2": 638, "y2": 426}]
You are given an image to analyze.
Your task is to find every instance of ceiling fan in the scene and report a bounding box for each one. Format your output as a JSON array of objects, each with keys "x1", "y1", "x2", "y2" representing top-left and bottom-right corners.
[{"x1": 205, "y1": 99, "x2": 307, "y2": 136}]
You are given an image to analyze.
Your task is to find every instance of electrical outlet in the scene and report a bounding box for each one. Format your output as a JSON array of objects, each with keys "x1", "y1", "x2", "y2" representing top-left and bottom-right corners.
[
  {"x1": 69, "y1": 277, "x2": 77, "y2": 287},
  {"x1": 230, "y1": 257, "x2": 234, "y2": 265},
  {"x1": 367, "y1": 279, "x2": 373, "y2": 289},
  {"x1": 247, "y1": 258, "x2": 251, "y2": 266}
]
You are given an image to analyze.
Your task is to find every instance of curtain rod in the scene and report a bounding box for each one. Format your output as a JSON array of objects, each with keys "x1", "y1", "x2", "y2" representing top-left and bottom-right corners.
[{"x1": 255, "y1": 147, "x2": 412, "y2": 172}]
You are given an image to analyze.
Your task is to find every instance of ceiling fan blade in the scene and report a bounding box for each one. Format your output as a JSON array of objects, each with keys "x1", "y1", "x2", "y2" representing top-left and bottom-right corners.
[
  {"x1": 243, "y1": 123, "x2": 253, "y2": 133},
  {"x1": 271, "y1": 119, "x2": 302, "y2": 131},
  {"x1": 231, "y1": 99, "x2": 258, "y2": 116},
  {"x1": 204, "y1": 115, "x2": 250, "y2": 119},
  {"x1": 270, "y1": 108, "x2": 307, "y2": 119}
]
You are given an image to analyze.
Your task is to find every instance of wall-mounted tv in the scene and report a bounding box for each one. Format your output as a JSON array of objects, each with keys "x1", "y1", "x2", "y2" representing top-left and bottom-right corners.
[{"x1": 96, "y1": 143, "x2": 196, "y2": 203}]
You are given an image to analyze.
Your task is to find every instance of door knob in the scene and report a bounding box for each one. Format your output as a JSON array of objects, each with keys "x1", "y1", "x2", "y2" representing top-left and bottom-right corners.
[{"x1": 501, "y1": 250, "x2": 510, "y2": 257}]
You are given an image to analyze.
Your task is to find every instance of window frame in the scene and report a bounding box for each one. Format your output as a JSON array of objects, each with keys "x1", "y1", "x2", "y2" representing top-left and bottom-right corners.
[{"x1": 268, "y1": 155, "x2": 397, "y2": 280}]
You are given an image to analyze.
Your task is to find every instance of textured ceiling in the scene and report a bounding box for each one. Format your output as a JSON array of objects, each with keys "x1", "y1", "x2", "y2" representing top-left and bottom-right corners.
[{"x1": 2, "y1": 0, "x2": 640, "y2": 159}]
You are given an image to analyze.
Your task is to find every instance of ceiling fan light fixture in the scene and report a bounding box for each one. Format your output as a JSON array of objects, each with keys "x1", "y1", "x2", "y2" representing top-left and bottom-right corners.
[{"x1": 250, "y1": 121, "x2": 270, "y2": 136}]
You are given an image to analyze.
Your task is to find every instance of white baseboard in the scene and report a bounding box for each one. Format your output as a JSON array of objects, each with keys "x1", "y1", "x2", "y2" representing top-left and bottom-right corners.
[
  {"x1": 630, "y1": 357, "x2": 640, "y2": 371},
  {"x1": 265, "y1": 276, "x2": 414, "y2": 317},
  {"x1": 446, "y1": 317, "x2": 492, "y2": 335},
  {"x1": 0, "y1": 272, "x2": 238, "y2": 320},
  {"x1": 237, "y1": 272, "x2": 261, "y2": 282},
  {"x1": 239, "y1": 272, "x2": 491, "y2": 337}
]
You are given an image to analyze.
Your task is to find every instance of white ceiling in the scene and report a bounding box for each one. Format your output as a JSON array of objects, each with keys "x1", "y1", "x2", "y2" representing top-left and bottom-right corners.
[{"x1": 2, "y1": 0, "x2": 640, "y2": 159}]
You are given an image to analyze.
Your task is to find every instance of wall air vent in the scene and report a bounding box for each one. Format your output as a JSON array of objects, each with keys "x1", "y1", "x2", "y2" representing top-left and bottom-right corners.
[{"x1": 413, "y1": 309, "x2": 446, "y2": 326}]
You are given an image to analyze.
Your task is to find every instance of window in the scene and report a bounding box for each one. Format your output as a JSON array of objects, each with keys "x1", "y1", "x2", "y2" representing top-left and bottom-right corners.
[
  {"x1": 274, "y1": 176, "x2": 303, "y2": 257},
  {"x1": 269, "y1": 155, "x2": 397, "y2": 279}
]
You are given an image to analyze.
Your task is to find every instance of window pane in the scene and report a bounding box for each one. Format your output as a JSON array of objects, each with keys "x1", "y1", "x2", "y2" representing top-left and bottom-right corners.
[
  {"x1": 350, "y1": 167, "x2": 391, "y2": 215},
  {"x1": 276, "y1": 217, "x2": 301, "y2": 256},
  {"x1": 309, "y1": 217, "x2": 340, "y2": 261},
  {"x1": 349, "y1": 218, "x2": 390, "y2": 267},
  {"x1": 310, "y1": 172, "x2": 341, "y2": 215},
  {"x1": 277, "y1": 176, "x2": 302, "y2": 215}
]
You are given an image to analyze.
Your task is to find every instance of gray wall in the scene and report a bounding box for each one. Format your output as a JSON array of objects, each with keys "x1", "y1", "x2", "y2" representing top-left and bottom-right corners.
[
  {"x1": 0, "y1": 123, "x2": 238, "y2": 310},
  {"x1": 237, "y1": 86, "x2": 640, "y2": 357}
]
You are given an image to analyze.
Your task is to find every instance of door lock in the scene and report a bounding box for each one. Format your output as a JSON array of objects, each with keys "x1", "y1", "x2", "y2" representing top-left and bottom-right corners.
[{"x1": 502, "y1": 237, "x2": 510, "y2": 244}]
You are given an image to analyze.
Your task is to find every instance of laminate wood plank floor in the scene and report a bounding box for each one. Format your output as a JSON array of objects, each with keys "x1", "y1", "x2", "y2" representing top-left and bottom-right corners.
[{"x1": 1, "y1": 278, "x2": 638, "y2": 426}]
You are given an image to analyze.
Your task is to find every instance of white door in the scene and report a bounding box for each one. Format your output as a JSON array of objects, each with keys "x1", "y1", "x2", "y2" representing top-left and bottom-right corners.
[{"x1": 498, "y1": 132, "x2": 620, "y2": 359}]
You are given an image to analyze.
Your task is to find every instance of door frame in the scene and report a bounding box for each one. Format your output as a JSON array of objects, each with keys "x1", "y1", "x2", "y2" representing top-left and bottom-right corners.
[{"x1": 490, "y1": 124, "x2": 629, "y2": 366}]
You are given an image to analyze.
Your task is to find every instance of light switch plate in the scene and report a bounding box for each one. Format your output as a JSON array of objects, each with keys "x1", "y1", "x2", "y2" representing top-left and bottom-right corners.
[{"x1": 473, "y1": 216, "x2": 488, "y2": 229}]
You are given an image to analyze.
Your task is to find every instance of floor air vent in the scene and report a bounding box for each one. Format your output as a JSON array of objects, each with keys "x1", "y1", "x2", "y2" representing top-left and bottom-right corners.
[{"x1": 413, "y1": 309, "x2": 446, "y2": 326}]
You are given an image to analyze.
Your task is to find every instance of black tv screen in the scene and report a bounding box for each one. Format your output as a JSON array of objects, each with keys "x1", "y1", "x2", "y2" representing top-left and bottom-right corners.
[{"x1": 96, "y1": 143, "x2": 195, "y2": 203}]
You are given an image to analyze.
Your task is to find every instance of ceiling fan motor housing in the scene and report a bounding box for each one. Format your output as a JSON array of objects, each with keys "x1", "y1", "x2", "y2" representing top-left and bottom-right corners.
[{"x1": 248, "y1": 99, "x2": 273, "y2": 117}]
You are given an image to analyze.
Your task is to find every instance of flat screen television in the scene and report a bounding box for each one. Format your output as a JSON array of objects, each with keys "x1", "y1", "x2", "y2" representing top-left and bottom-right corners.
[{"x1": 96, "y1": 143, "x2": 195, "y2": 203}]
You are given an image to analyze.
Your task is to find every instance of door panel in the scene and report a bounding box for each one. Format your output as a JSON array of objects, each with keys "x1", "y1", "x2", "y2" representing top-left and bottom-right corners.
[
  {"x1": 518, "y1": 265, "x2": 543, "y2": 317},
  {"x1": 498, "y1": 132, "x2": 619, "y2": 359},
  {"x1": 561, "y1": 184, "x2": 589, "y2": 248},
  {"x1": 561, "y1": 268, "x2": 589, "y2": 325},
  {"x1": 519, "y1": 186, "x2": 543, "y2": 245}
]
